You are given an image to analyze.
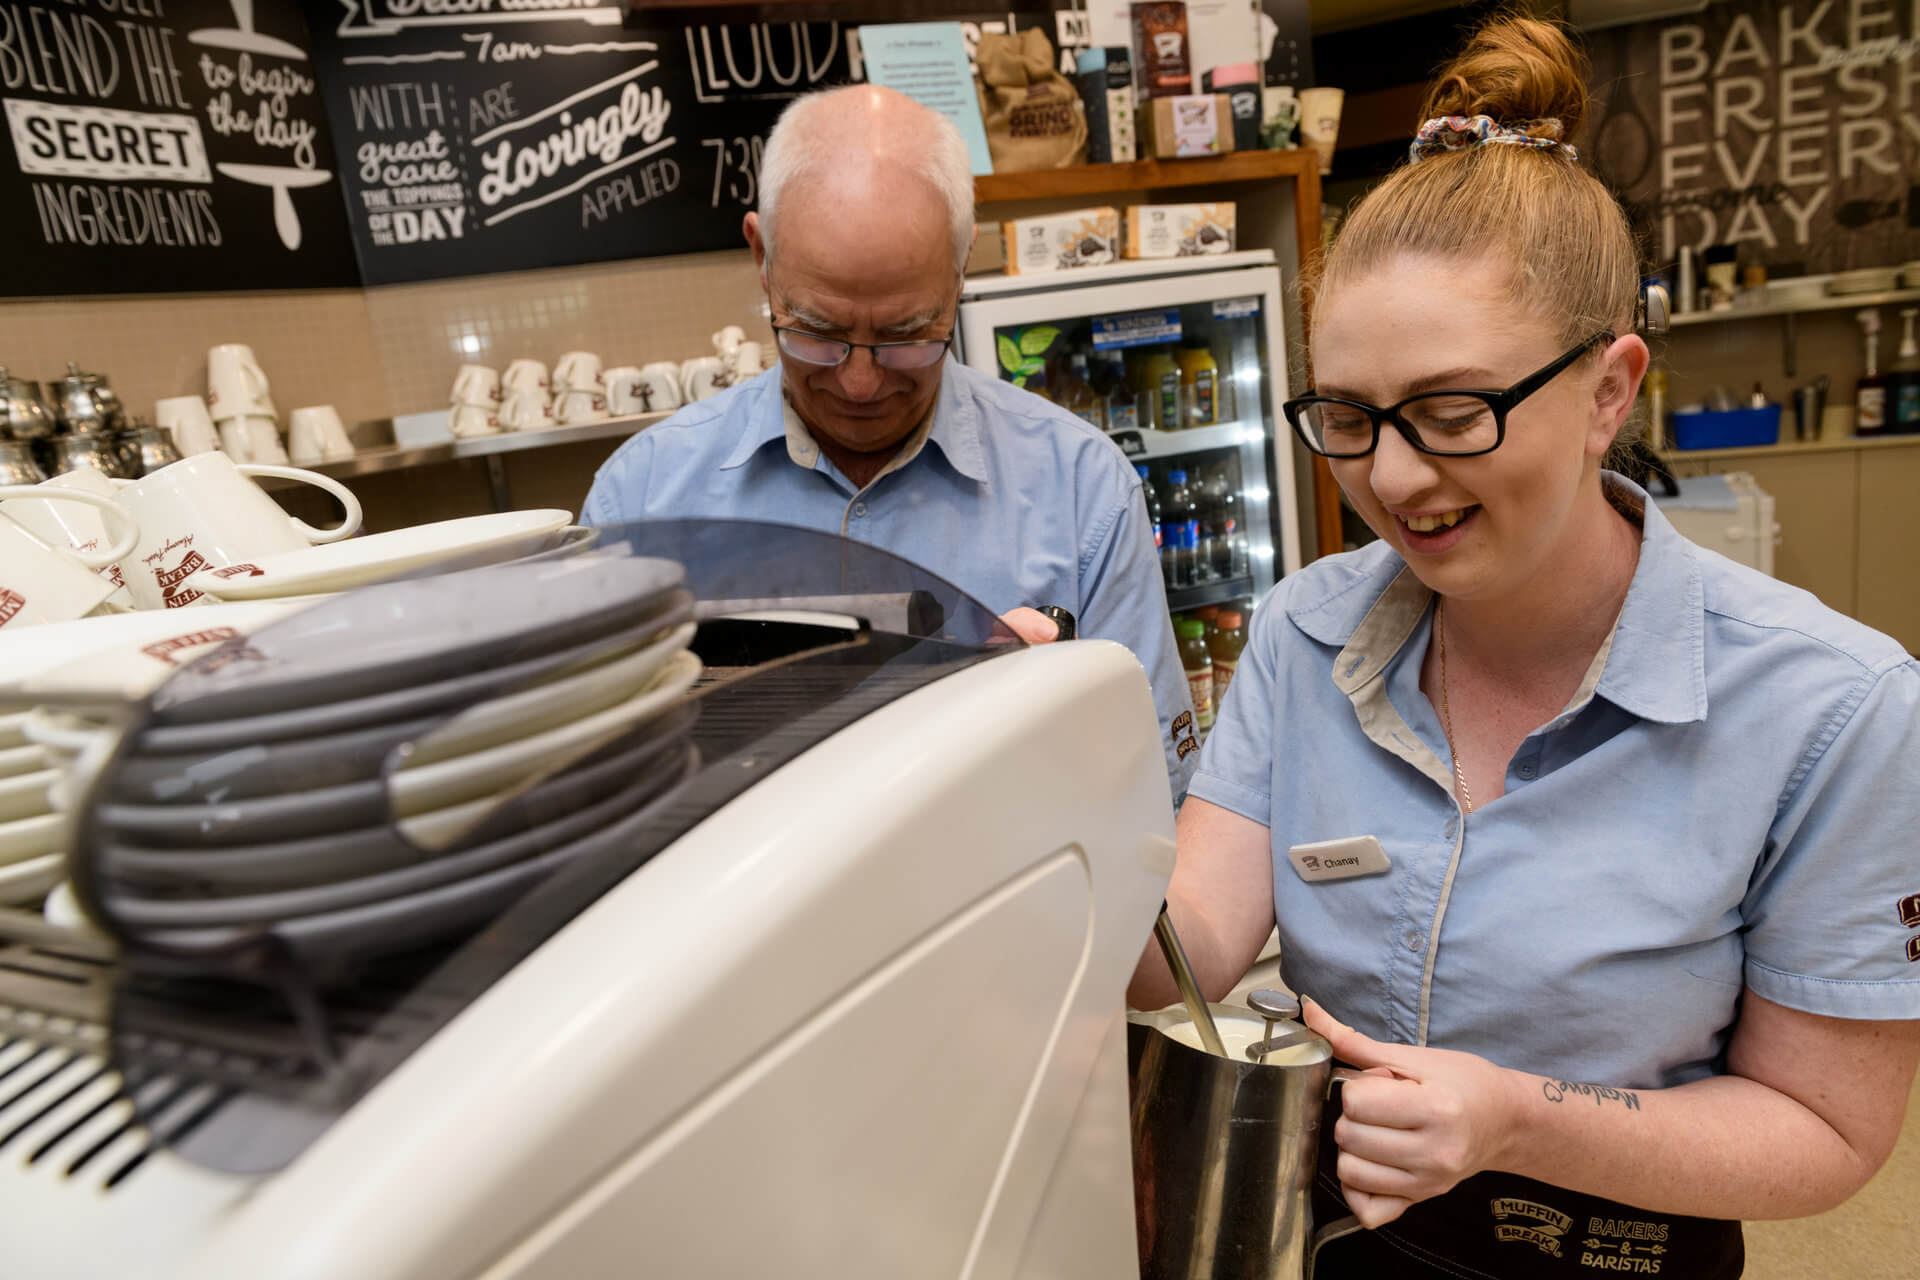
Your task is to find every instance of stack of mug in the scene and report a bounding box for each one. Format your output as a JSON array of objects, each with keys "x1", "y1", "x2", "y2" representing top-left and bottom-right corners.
[
  {"x1": 552, "y1": 351, "x2": 607, "y2": 426},
  {"x1": 450, "y1": 364, "x2": 502, "y2": 439},
  {"x1": 206, "y1": 344, "x2": 290, "y2": 466},
  {"x1": 0, "y1": 451, "x2": 362, "y2": 628},
  {"x1": 499, "y1": 359, "x2": 554, "y2": 432}
]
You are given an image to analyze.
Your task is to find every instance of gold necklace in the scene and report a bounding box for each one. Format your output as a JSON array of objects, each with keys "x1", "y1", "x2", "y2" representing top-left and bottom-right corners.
[{"x1": 1436, "y1": 600, "x2": 1474, "y2": 815}]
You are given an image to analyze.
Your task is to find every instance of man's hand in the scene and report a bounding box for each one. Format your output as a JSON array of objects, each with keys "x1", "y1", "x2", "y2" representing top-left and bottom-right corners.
[
  {"x1": 1304, "y1": 998, "x2": 1524, "y2": 1229},
  {"x1": 999, "y1": 607, "x2": 1064, "y2": 644}
]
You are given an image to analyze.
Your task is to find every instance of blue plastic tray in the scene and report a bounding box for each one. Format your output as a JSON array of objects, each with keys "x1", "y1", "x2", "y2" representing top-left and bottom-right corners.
[{"x1": 1671, "y1": 405, "x2": 1780, "y2": 450}]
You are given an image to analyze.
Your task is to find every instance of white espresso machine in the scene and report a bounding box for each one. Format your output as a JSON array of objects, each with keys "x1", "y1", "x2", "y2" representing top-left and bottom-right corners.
[{"x1": 0, "y1": 522, "x2": 1174, "y2": 1279}]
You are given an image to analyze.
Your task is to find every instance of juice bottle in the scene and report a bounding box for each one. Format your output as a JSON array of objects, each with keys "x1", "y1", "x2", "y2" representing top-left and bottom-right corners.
[
  {"x1": 1191, "y1": 603, "x2": 1220, "y2": 636},
  {"x1": 1210, "y1": 609, "x2": 1246, "y2": 709},
  {"x1": 1139, "y1": 347, "x2": 1181, "y2": 430},
  {"x1": 1058, "y1": 352, "x2": 1104, "y2": 429},
  {"x1": 1178, "y1": 341, "x2": 1219, "y2": 426},
  {"x1": 1176, "y1": 617, "x2": 1213, "y2": 732}
]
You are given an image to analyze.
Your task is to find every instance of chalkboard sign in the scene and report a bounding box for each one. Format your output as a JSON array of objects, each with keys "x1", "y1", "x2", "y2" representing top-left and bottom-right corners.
[
  {"x1": 0, "y1": 0, "x2": 359, "y2": 295},
  {"x1": 1586, "y1": 2, "x2": 1920, "y2": 276},
  {"x1": 300, "y1": 4, "x2": 860, "y2": 285}
]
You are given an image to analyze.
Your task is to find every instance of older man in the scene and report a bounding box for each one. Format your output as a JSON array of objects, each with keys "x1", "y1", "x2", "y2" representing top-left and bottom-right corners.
[{"x1": 583, "y1": 85, "x2": 1196, "y2": 795}]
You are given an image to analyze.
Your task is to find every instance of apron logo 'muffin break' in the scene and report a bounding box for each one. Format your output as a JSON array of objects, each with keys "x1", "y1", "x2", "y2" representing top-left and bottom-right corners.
[{"x1": 1490, "y1": 1197, "x2": 1572, "y2": 1256}]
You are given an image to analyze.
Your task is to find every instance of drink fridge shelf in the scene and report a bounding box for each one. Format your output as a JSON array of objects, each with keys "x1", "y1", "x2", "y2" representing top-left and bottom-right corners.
[
  {"x1": 1166, "y1": 576, "x2": 1256, "y2": 612},
  {"x1": 1111, "y1": 421, "x2": 1262, "y2": 460}
]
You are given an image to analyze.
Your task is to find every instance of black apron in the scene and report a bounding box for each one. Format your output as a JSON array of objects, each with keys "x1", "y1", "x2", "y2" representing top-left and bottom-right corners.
[{"x1": 1307, "y1": 1081, "x2": 1745, "y2": 1279}]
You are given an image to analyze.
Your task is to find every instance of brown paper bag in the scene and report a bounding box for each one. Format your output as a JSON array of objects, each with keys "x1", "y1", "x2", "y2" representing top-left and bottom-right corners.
[{"x1": 976, "y1": 28, "x2": 1088, "y2": 172}]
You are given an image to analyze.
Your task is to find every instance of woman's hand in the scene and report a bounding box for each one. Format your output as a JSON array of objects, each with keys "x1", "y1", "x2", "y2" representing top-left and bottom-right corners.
[{"x1": 1304, "y1": 998, "x2": 1525, "y2": 1228}]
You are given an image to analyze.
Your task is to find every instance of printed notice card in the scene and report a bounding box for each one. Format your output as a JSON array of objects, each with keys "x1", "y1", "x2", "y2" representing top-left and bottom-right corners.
[{"x1": 857, "y1": 23, "x2": 994, "y2": 176}]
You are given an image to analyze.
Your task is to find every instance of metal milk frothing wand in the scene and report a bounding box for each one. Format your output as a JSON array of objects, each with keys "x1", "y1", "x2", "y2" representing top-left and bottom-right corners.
[{"x1": 1152, "y1": 902, "x2": 1228, "y2": 1057}]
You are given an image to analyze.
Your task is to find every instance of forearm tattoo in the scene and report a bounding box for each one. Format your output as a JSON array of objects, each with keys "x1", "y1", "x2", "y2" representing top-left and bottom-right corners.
[{"x1": 1542, "y1": 1079, "x2": 1642, "y2": 1111}]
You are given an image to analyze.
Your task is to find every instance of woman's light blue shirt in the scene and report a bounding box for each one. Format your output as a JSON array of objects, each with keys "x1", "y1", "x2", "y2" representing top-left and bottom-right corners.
[{"x1": 1191, "y1": 476, "x2": 1920, "y2": 1089}]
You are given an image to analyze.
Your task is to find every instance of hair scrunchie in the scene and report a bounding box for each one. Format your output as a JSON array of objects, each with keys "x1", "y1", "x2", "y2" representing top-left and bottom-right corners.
[{"x1": 1409, "y1": 115, "x2": 1577, "y2": 163}]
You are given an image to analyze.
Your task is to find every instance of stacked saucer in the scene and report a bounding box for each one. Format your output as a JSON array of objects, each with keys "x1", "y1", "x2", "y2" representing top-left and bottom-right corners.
[
  {"x1": 39, "y1": 554, "x2": 700, "y2": 978},
  {"x1": 181, "y1": 509, "x2": 593, "y2": 603},
  {"x1": 0, "y1": 600, "x2": 310, "y2": 924},
  {"x1": 0, "y1": 705, "x2": 61, "y2": 909}
]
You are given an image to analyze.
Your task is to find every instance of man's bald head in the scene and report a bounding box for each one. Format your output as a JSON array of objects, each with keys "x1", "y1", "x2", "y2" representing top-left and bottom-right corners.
[{"x1": 755, "y1": 85, "x2": 975, "y2": 273}]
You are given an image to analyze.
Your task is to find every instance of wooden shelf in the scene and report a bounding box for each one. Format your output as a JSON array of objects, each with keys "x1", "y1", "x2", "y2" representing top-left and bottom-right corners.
[
  {"x1": 973, "y1": 150, "x2": 1320, "y2": 204},
  {"x1": 1670, "y1": 285, "x2": 1920, "y2": 328}
]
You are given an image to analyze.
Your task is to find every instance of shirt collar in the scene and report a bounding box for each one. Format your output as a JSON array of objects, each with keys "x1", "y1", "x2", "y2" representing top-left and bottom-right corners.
[
  {"x1": 715, "y1": 358, "x2": 988, "y2": 484},
  {"x1": 1292, "y1": 472, "x2": 1708, "y2": 726}
]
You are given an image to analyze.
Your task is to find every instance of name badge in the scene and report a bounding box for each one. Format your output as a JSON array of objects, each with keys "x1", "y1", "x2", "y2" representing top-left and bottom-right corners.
[{"x1": 1288, "y1": 835, "x2": 1392, "y2": 883}]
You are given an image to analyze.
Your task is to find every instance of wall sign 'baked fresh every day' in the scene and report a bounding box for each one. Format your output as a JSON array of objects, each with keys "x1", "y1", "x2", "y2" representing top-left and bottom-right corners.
[
  {"x1": 300, "y1": 1, "x2": 859, "y2": 284},
  {"x1": 1586, "y1": 0, "x2": 1920, "y2": 274},
  {"x1": 0, "y1": 0, "x2": 358, "y2": 294}
]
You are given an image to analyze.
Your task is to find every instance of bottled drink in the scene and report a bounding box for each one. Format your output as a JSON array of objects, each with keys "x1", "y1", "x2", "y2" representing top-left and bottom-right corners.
[
  {"x1": 1136, "y1": 463, "x2": 1165, "y2": 562},
  {"x1": 1892, "y1": 307, "x2": 1920, "y2": 433},
  {"x1": 1204, "y1": 465, "x2": 1246, "y2": 578},
  {"x1": 1856, "y1": 308, "x2": 1889, "y2": 435},
  {"x1": 1178, "y1": 341, "x2": 1219, "y2": 426},
  {"x1": 1164, "y1": 468, "x2": 1200, "y2": 587},
  {"x1": 1059, "y1": 352, "x2": 1105, "y2": 429},
  {"x1": 1210, "y1": 337, "x2": 1238, "y2": 423},
  {"x1": 1139, "y1": 347, "x2": 1182, "y2": 430},
  {"x1": 1209, "y1": 609, "x2": 1246, "y2": 710},
  {"x1": 1176, "y1": 617, "x2": 1214, "y2": 733},
  {"x1": 1104, "y1": 352, "x2": 1140, "y2": 432}
]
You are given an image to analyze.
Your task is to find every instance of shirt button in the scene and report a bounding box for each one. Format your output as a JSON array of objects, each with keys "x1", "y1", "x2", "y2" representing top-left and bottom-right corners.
[
  {"x1": 1403, "y1": 930, "x2": 1423, "y2": 953},
  {"x1": 851, "y1": 501, "x2": 868, "y2": 518},
  {"x1": 1517, "y1": 762, "x2": 1536, "y2": 779}
]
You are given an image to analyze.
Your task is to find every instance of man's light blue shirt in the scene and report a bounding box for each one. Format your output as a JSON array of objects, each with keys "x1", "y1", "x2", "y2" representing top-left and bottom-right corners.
[
  {"x1": 1192, "y1": 475, "x2": 1920, "y2": 1090},
  {"x1": 582, "y1": 358, "x2": 1197, "y2": 796}
]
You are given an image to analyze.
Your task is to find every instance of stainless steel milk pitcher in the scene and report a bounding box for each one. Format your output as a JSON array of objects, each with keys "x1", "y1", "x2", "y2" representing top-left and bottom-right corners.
[{"x1": 1128, "y1": 1006, "x2": 1334, "y2": 1280}]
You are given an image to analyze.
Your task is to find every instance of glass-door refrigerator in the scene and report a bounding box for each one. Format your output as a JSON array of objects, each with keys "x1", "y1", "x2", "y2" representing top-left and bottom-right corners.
[{"x1": 957, "y1": 249, "x2": 1301, "y2": 621}]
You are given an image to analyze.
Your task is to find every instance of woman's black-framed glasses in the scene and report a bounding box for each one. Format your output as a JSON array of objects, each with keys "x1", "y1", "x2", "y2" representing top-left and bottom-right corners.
[
  {"x1": 1284, "y1": 329, "x2": 1616, "y2": 458},
  {"x1": 772, "y1": 319, "x2": 955, "y2": 371}
]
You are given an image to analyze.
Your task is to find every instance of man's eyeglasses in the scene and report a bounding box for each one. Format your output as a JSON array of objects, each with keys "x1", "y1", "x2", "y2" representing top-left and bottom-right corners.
[
  {"x1": 1284, "y1": 330, "x2": 1616, "y2": 458},
  {"x1": 772, "y1": 319, "x2": 955, "y2": 371}
]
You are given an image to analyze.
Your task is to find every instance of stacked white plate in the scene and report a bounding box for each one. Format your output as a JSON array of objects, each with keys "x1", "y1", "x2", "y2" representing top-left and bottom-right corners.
[
  {"x1": 34, "y1": 553, "x2": 700, "y2": 975},
  {"x1": 180, "y1": 509, "x2": 593, "y2": 603}
]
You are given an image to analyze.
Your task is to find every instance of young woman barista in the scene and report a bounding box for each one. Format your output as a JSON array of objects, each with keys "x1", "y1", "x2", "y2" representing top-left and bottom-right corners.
[{"x1": 1129, "y1": 17, "x2": 1920, "y2": 1278}]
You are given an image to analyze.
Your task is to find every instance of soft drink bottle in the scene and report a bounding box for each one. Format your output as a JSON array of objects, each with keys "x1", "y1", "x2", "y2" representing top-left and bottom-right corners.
[
  {"x1": 1164, "y1": 469, "x2": 1199, "y2": 588},
  {"x1": 1207, "y1": 466, "x2": 1246, "y2": 579}
]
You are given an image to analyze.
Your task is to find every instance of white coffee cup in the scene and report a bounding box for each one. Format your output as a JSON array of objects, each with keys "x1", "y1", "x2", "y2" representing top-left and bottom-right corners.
[
  {"x1": 498, "y1": 389, "x2": 554, "y2": 431},
  {"x1": 636, "y1": 363, "x2": 683, "y2": 413},
  {"x1": 113, "y1": 453, "x2": 362, "y2": 610},
  {"x1": 681, "y1": 357, "x2": 726, "y2": 402},
  {"x1": 503, "y1": 359, "x2": 549, "y2": 394},
  {"x1": 553, "y1": 351, "x2": 603, "y2": 396},
  {"x1": 288, "y1": 406, "x2": 355, "y2": 465},
  {"x1": 451, "y1": 364, "x2": 501, "y2": 406},
  {"x1": 0, "y1": 485, "x2": 141, "y2": 630},
  {"x1": 155, "y1": 396, "x2": 220, "y2": 456},
  {"x1": 207, "y1": 344, "x2": 276, "y2": 420},
  {"x1": 243, "y1": 416, "x2": 290, "y2": 466},
  {"x1": 603, "y1": 366, "x2": 643, "y2": 415},
  {"x1": 732, "y1": 340, "x2": 764, "y2": 381},
  {"x1": 553, "y1": 388, "x2": 607, "y2": 426},
  {"x1": 449, "y1": 404, "x2": 500, "y2": 438},
  {"x1": 0, "y1": 470, "x2": 142, "y2": 609},
  {"x1": 218, "y1": 418, "x2": 252, "y2": 462}
]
